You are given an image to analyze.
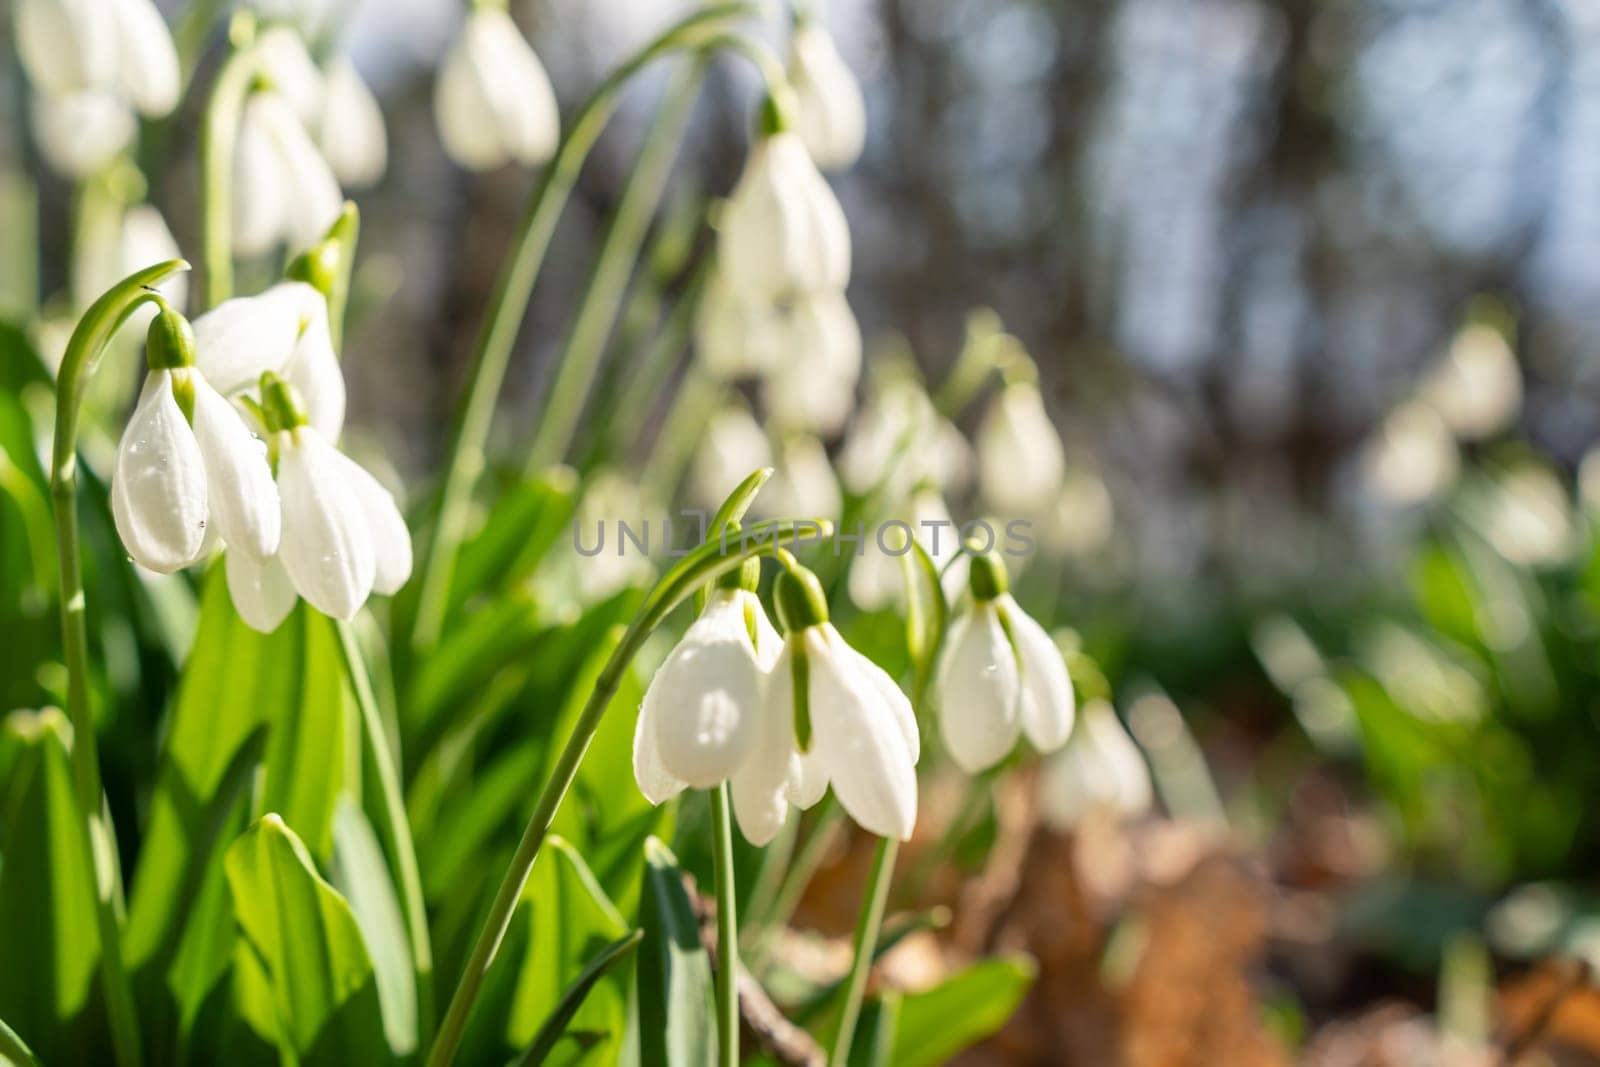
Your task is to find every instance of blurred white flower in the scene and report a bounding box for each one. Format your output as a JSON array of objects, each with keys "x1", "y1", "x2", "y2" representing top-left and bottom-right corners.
[
  {"x1": 73, "y1": 204, "x2": 187, "y2": 337},
  {"x1": 978, "y1": 381, "x2": 1065, "y2": 517},
  {"x1": 754, "y1": 434, "x2": 842, "y2": 522},
  {"x1": 31, "y1": 91, "x2": 136, "y2": 178},
  {"x1": 633, "y1": 584, "x2": 781, "y2": 805},
  {"x1": 17, "y1": 0, "x2": 177, "y2": 116},
  {"x1": 691, "y1": 405, "x2": 773, "y2": 511},
  {"x1": 110, "y1": 0, "x2": 180, "y2": 117},
  {"x1": 1418, "y1": 323, "x2": 1522, "y2": 443},
  {"x1": 233, "y1": 91, "x2": 343, "y2": 257},
  {"x1": 1041, "y1": 465, "x2": 1114, "y2": 558},
  {"x1": 847, "y1": 487, "x2": 967, "y2": 612},
  {"x1": 1363, "y1": 401, "x2": 1459, "y2": 507},
  {"x1": 1040, "y1": 700, "x2": 1153, "y2": 831},
  {"x1": 319, "y1": 56, "x2": 388, "y2": 188},
  {"x1": 572, "y1": 469, "x2": 657, "y2": 602},
  {"x1": 434, "y1": 6, "x2": 559, "y2": 171},
  {"x1": 1463, "y1": 463, "x2": 1578, "y2": 568},
  {"x1": 255, "y1": 25, "x2": 326, "y2": 123},
  {"x1": 839, "y1": 377, "x2": 971, "y2": 499},
  {"x1": 112, "y1": 313, "x2": 281, "y2": 575},
  {"x1": 760, "y1": 290, "x2": 862, "y2": 436},
  {"x1": 935, "y1": 553, "x2": 1074, "y2": 773},
  {"x1": 719, "y1": 131, "x2": 850, "y2": 303},
  {"x1": 742, "y1": 566, "x2": 919, "y2": 843},
  {"x1": 788, "y1": 18, "x2": 866, "y2": 171},
  {"x1": 193, "y1": 281, "x2": 345, "y2": 441},
  {"x1": 695, "y1": 271, "x2": 782, "y2": 379}
]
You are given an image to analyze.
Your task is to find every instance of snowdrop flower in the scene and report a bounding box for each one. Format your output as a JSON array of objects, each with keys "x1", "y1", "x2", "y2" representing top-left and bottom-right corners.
[
  {"x1": 233, "y1": 91, "x2": 343, "y2": 257},
  {"x1": 1417, "y1": 323, "x2": 1521, "y2": 442},
  {"x1": 761, "y1": 290, "x2": 862, "y2": 436},
  {"x1": 1040, "y1": 699, "x2": 1153, "y2": 831},
  {"x1": 839, "y1": 376, "x2": 968, "y2": 498},
  {"x1": 17, "y1": 0, "x2": 177, "y2": 115},
  {"x1": 935, "y1": 551, "x2": 1073, "y2": 774},
  {"x1": 112, "y1": 309, "x2": 280, "y2": 574},
  {"x1": 978, "y1": 380, "x2": 1064, "y2": 517},
  {"x1": 788, "y1": 17, "x2": 866, "y2": 171},
  {"x1": 1362, "y1": 401, "x2": 1458, "y2": 507},
  {"x1": 848, "y1": 487, "x2": 966, "y2": 612},
  {"x1": 434, "y1": 5, "x2": 559, "y2": 171},
  {"x1": 633, "y1": 560, "x2": 782, "y2": 809},
  {"x1": 226, "y1": 373, "x2": 410, "y2": 630},
  {"x1": 31, "y1": 91, "x2": 136, "y2": 178},
  {"x1": 719, "y1": 129, "x2": 850, "y2": 304},
  {"x1": 753, "y1": 435, "x2": 842, "y2": 523},
  {"x1": 741, "y1": 562, "x2": 919, "y2": 843},
  {"x1": 691, "y1": 406, "x2": 773, "y2": 511},
  {"x1": 571, "y1": 468, "x2": 657, "y2": 602},
  {"x1": 255, "y1": 25, "x2": 325, "y2": 123},
  {"x1": 319, "y1": 57, "x2": 388, "y2": 188},
  {"x1": 193, "y1": 281, "x2": 345, "y2": 441},
  {"x1": 74, "y1": 204, "x2": 187, "y2": 332},
  {"x1": 695, "y1": 271, "x2": 782, "y2": 379}
]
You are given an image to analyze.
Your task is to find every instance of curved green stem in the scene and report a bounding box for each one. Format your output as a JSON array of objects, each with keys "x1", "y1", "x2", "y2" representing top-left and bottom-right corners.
[
  {"x1": 710, "y1": 783, "x2": 740, "y2": 1066},
  {"x1": 426, "y1": 512, "x2": 830, "y2": 1067},
  {"x1": 409, "y1": 1, "x2": 775, "y2": 651},
  {"x1": 51, "y1": 257, "x2": 191, "y2": 1067},
  {"x1": 335, "y1": 619, "x2": 436, "y2": 1047},
  {"x1": 830, "y1": 837, "x2": 897, "y2": 1067},
  {"x1": 200, "y1": 12, "x2": 259, "y2": 308},
  {"x1": 524, "y1": 59, "x2": 709, "y2": 475}
]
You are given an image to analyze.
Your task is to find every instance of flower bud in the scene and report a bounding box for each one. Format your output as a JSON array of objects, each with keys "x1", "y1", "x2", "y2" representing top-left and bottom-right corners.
[
  {"x1": 145, "y1": 307, "x2": 196, "y2": 371},
  {"x1": 774, "y1": 562, "x2": 829, "y2": 633},
  {"x1": 966, "y1": 548, "x2": 1009, "y2": 602},
  {"x1": 259, "y1": 371, "x2": 309, "y2": 433}
]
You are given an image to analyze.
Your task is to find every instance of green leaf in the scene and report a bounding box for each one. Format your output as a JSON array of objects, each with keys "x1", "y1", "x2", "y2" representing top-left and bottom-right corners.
[
  {"x1": 223, "y1": 814, "x2": 387, "y2": 1064},
  {"x1": 0, "y1": 710, "x2": 102, "y2": 1063},
  {"x1": 515, "y1": 930, "x2": 643, "y2": 1067},
  {"x1": 708, "y1": 467, "x2": 774, "y2": 537},
  {"x1": 636, "y1": 837, "x2": 715, "y2": 1067},
  {"x1": 449, "y1": 468, "x2": 581, "y2": 616},
  {"x1": 0, "y1": 1012, "x2": 44, "y2": 1067},
  {"x1": 459, "y1": 836, "x2": 632, "y2": 1064},
  {"x1": 328, "y1": 800, "x2": 418, "y2": 1055},
  {"x1": 848, "y1": 992, "x2": 899, "y2": 1067},
  {"x1": 888, "y1": 956, "x2": 1035, "y2": 1067}
]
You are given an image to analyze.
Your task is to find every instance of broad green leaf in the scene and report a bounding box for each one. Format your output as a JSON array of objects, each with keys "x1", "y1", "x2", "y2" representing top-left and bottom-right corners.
[
  {"x1": 0, "y1": 711, "x2": 101, "y2": 1063},
  {"x1": 459, "y1": 836, "x2": 631, "y2": 1064},
  {"x1": 888, "y1": 956, "x2": 1035, "y2": 1067},
  {"x1": 636, "y1": 837, "x2": 715, "y2": 1067},
  {"x1": 515, "y1": 929, "x2": 643, "y2": 1066},
  {"x1": 223, "y1": 814, "x2": 387, "y2": 1064},
  {"x1": 126, "y1": 569, "x2": 349, "y2": 1007},
  {"x1": 449, "y1": 467, "x2": 581, "y2": 616},
  {"x1": 328, "y1": 801, "x2": 417, "y2": 1055}
]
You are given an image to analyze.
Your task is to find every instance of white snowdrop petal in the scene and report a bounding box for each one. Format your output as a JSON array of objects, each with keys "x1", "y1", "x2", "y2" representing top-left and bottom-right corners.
[
  {"x1": 17, "y1": 0, "x2": 115, "y2": 96},
  {"x1": 467, "y1": 8, "x2": 558, "y2": 167},
  {"x1": 232, "y1": 108, "x2": 293, "y2": 258},
  {"x1": 1088, "y1": 704, "x2": 1154, "y2": 818},
  {"x1": 733, "y1": 643, "x2": 797, "y2": 845},
  {"x1": 327, "y1": 448, "x2": 412, "y2": 596},
  {"x1": 190, "y1": 377, "x2": 280, "y2": 559},
  {"x1": 695, "y1": 271, "x2": 783, "y2": 379},
  {"x1": 648, "y1": 594, "x2": 764, "y2": 789},
  {"x1": 979, "y1": 383, "x2": 1065, "y2": 516},
  {"x1": 193, "y1": 281, "x2": 319, "y2": 395},
  {"x1": 790, "y1": 22, "x2": 866, "y2": 171},
  {"x1": 808, "y1": 628, "x2": 917, "y2": 840},
  {"x1": 120, "y1": 205, "x2": 187, "y2": 314},
  {"x1": 720, "y1": 133, "x2": 851, "y2": 303},
  {"x1": 225, "y1": 549, "x2": 297, "y2": 633},
  {"x1": 633, "y1": 694, "x2": 687, "y2": 805},
  {"x1": 434, "y1": 31, "x2": 503, "y2": 170},
  {"x1": 114, "y1": 0, "x2": 180, "y2": 116},
  {"x1": 1003, "y1": 594, "x2": 1075, "y2": 753},
  {"x1": 742, "y1": 590, "x2": 784, "y2": 671},
  {"x1": 319, "y1": 57, "x2": 387, "y2": 188},
  {"x1": 935, "y1": 607, "x2": 1021, "y2": 774},
  {"x1": 255, "y1": 26, "x2": 325, "y2": 123},
  {"x1": 31, "y1": 90, "x2": 135, "y2": 178},
  {"x1": 276, "y1": 430, "x2": 377, "y2": 620},
  {"x1": 112, "y1": 372, "x2": 209, "y2": 573},
  {"x1": 691, "y1": 406, "x2": 772, "y2": 511},
  {"x1": 283, "y1": 307, "x2": 345, "y2": 442}
]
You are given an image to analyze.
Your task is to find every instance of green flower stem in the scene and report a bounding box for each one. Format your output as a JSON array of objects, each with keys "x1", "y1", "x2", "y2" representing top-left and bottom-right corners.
[
  {"x1": 829, "y1": 836, "x2": 898, "y2": 1067},
  {"x1": 335, "y1": 619, "x2": 436, "y2": 1046},
  {"x1": 710, "y1": 782, "x2": 741, "y2": 1066},
  {"x1": 410, "y1": 1, "x2": 770, "y2": 652},
  {"x1": 426, "y1": 511, "x2": 830, "y2": 1067},
  {"x1": 523, "y1": 58, "x2": 709, "y2": 475},
  {"x1": 50, "y1": 258, "x2": 191, "y2": 1067},
  {"x1": 199, "y1": 11, "x2": 259, "y2": 308}
]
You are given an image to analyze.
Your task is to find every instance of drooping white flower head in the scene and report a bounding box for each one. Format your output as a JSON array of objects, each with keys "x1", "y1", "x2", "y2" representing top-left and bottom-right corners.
[
  {"x1": 193, "y1": 280, "x2": 345, "y2": 441},
  {"x1": 691, "y1": 405, "x2": 773, "y2": 512},
  {"x1": 788, "y1": 18, "x2": 866, "y2": 171},
  {"x1": 1040, "y1": 699, "x2": 1153, "y2": 831},
  {"x1": 738, "y1": 563, "x2": 919, "y2": 844},
  {"x1": 753, "y1": 434, "x2": 842, "y2": 523},
  {"x1": 760, "y1": 290, "x2": 862, "y2": 436},
  {"x1": 633, "y1": 572, "x2": 783, "y2": 810},
  {"x1": 18, "y1": 0, "x2": 177, "y2": 114},
  {"x1": 112, "y1": 310, "x2": 281, "y2": 574},
  {"x1": 934, "y1": 551, "x2": 1074, "y2": 774},
  {"x1": 695, "y1": 270, "x2": 784, "y2": 380},
  {"x1": 225, "y1": 372, "x2": 411, "y2": 631},
  {"x1": 31, "y1": 90, "x2": 136, "y2": 178},
  {"x1": 434, "y1": 5, "x2": 559, "y2": 171},
  {"x1": 255, "y1": 25, "x2": 326, "y2": 123},
  {"x1": 1362, "y1": 400, "x2": 1459, "y2": 507},
  {"x1": 719, "y1": 130, "x2": 850, "y2": 305},
  {"x1": 978, "y1": 380, "x2": 1064, "y2": 517},
  {"x1": 1417, "y1": 322, "x2": 1522, "y2": 443},
  {"x1": 318, "y1": 56, "x2": 388, "y2": 189},
  {"x1": 847, "y1": 487, "x2": 966, "y2": 613},
  {"x1": 233, "y1": 91, "x2": 343, "y2": 257}
]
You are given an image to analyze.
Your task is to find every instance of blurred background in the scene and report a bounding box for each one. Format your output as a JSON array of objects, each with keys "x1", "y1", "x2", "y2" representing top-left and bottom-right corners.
[{"x1": 11, "y1": 0, "x2": 1600, "y2": 1062}]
